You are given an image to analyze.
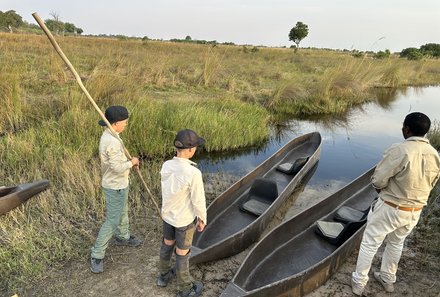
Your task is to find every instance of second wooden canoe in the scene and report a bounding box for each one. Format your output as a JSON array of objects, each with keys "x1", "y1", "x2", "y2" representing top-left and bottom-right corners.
[
  {"x1": 220, "y1": 167, "x2": 376, "y2": 297},
  {"x1": 190, "y1": 132, "x2": 322, "y2": 265}
]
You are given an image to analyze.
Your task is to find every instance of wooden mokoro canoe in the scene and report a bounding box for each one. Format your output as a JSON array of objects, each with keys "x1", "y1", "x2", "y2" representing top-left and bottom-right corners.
[
  {"x1": 221, "y1": 167, "x2": 376, "y2": 297},
  {"x1": 0, "y1": 180, "x2": 50, "y2": 215},
  {"x1": 190, "y1": 132, "x2": 322, "y2": 265}
]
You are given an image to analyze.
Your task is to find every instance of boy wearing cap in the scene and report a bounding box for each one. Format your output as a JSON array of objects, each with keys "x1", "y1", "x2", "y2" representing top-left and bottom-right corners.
[
  {"x1": 156, "y1": 129, "x2": 207, "y2": 297},
  {"x1": 90, "y1": 105, "x2": 141, "y2": 274}
]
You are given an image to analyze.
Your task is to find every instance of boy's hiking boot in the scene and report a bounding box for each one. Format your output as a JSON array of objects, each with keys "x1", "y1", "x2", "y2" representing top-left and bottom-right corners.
[
  {"x1": 176, "y1": 281, "x2": 203, "y2": 297},
  {"x1": 115, "y1": 235, "x2": 142, "y2": 247},
  {"x1": 90, "y1": 258, "x2": 104, "y2": 274},
  {"x1": 374, "y1": 272, "x2": 394, "y2": 292},
  {"x1": 156, "y1": 267, "x2": 176, "y2": 287},
  {"x1": 351, "y1": 279, "x2": 364, "y2": 296}
]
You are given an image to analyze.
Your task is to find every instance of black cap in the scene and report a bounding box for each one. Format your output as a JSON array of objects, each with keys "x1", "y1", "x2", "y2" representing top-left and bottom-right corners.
[
  {"x1": 98, "y1": 105, "x2": 129, "y2": 126},
  {"x1": 174, "y1": 129, "x2": 205, "y2": 149}
]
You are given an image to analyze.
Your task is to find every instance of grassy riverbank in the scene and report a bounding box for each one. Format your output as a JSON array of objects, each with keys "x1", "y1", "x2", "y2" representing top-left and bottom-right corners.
[{"x1": 1, "y1": 32, "x2": 440, "y2": 294}]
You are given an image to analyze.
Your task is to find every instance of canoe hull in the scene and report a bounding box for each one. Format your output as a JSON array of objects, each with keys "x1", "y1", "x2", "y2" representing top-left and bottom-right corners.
[
  {"x1": 191, "y1": 132, "x2": 322, "y2": 265},
  {"x1": 221, "y1": 167, "x2": 376, "y2": 297},
  {"x1": 0, "y1": 180, "x2": 50, "y2": 215}
]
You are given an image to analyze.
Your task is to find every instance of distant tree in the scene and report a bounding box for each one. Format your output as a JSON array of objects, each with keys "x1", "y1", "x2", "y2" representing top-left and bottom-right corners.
[
  {"x1": 420, "y1": 43, "x2": 440, "y2": 58},
  {"x1": 352, "y1": 51, "x2": 364, "y2": 58},
  {"x1": 64, "y1": 22, "x2": 83, "y2": 34},
  {"x1": 44, "y1": 12, "x2": 64, "y2": 35},
  {"x1": 288, "y1": 21, "x2": 309, "y2": 51},
  {"x1": 23, "y1": 21, "x2": 40, "y2": 30},
  {"x1": 374, "y1": 49, "x2": 391, "y2": 59},
  {"x1": 64, "y1": 22, "x2": 76, "y2": 33},
  {"x1": 400, "y1": 47, "x2": 423, "y2": 60},
  {"x1": 0, "y1": 10, "x2": 23, "y2": 32},
  {"x1": 45, "y1": 13, "x2": 83, "y2": 35},
  {"x1": 116, "y1": 35, "x2": 129, "y2": 41},
  {"x1": 50, "y1": 12, "x2": 62, "y2": 24},
  {"x1": 44, "y1": 19, "x2": 63, "y2": 34},
  {"x1": 185, "y1": 35, "x2": 192, "y2": 41}
]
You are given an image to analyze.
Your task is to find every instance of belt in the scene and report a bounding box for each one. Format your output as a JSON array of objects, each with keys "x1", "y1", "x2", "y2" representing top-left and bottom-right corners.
[{"x1": 383, "y1": 200, "x2": 423, "y2": 212}]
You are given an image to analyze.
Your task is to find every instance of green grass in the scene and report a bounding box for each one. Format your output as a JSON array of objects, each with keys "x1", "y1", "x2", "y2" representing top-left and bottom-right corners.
[
  {"x1": 427, "y1": 120, "x2": 440, "y2": 150},
  {"x1": 1, "y1": 32, "x2": 440, "y2": 295},
  {"x1": 412, "y1": 123, "x2": 440, "y2": 270},
  {"x1": 412, "y1": 183, "x2": 440, "y2": 273}
]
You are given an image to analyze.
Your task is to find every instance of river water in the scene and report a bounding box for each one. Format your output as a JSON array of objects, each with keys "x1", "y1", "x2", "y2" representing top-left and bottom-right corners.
[{"x1": 196, "y1": 86, "x2": 440, "y2": 217}]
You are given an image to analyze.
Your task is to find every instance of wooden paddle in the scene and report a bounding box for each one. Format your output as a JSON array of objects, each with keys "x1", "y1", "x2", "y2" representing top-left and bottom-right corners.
[{"x1": 31, "y1": 12, "x2": 161, "y2": 218}]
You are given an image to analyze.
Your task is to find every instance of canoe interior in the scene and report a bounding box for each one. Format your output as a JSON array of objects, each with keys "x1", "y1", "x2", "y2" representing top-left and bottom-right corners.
[
  {"x1": 232, "y1": 168, "x2": 376, "y2": 293},
  {"x1": 0, "y1": 186, "x2": 16, "y2": 196},
  {"x1": 193, "y1": 133, "x2": 321, "y2": 250}
]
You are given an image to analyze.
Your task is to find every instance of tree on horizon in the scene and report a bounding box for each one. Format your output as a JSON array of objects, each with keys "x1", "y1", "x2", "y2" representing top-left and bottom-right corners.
[
  {"x1": 289, "y1": 21, "x2": 309, "y2": 52},
  {"x1": 0, "y1": 10, "x2": 23, "y2": 33}
]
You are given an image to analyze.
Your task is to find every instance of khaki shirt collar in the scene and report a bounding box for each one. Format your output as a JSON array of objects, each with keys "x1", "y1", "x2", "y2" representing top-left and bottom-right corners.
[
  {"x1": 173, "y1": 156, "x2": 197, "y2": 166},
  {"x1": 405, "y1": 136, "x2": 429, "y2": 144}
]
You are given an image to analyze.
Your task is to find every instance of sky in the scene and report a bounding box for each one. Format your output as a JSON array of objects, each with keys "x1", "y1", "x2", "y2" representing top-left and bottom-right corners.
[{"x1": 2, "y1": 0, "x2": 439, "y2": 52}]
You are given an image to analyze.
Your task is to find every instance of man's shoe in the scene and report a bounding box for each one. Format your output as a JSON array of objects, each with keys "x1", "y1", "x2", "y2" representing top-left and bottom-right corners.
[
  {"x1": 351, "y1": 279, "x2": 364, "y2": 296},
  {"x1": 90, "y1": 258, "x2": 103, "y2": 274},
  {"x1": 176, "y1": 281, "x2": 203, "y2": 297},
  {"x1": 115, "y1": 235, "x2": 142, "y2": 247},
  {"x1": 374, "y1": 272, "x2": 394, "y2": 292},
  {"x1": 156, "y1": 267, "x2": 176, "y2": 287}
]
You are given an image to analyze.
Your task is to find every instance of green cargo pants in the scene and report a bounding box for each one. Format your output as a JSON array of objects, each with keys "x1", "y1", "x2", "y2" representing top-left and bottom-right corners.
[{"x1": 91, "y1": 187, "x2": 130, "y2": 259}]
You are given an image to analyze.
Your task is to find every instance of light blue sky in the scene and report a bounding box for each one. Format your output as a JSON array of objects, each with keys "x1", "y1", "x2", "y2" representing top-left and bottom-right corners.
[{"x1": 2, "y1": 0, "x2": 439, "y2": 52}]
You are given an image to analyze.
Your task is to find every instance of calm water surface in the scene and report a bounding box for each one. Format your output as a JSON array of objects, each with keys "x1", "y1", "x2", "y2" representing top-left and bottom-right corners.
[{"x1": 196, "y1": 86, "x2": 440, "y2": 217}]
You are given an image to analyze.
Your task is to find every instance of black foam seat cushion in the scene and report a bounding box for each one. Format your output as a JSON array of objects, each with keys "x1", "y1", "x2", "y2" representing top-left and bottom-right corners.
[
  {"x1": 316, "y1": 221, "x2": 344, "y2": 238},
  {"x1": 315, "y1": 220, "x2": 350, "y2": 245},
  {"x1": 334, "y1": 206, "x2": 368, "y2": 223},
  {"x1": 276, "y1": 156, "x2": 309, "y2": 175},
  {"x1": 240, "y1": 199, "x2": 270, "y2": 216},
  {"x1": 316, "y1": 199, "x2": 377, "y2": 245},
  {"x1": 240, "y1": 178, "x2": 278, "y2": 216},
  {"x1": 316, "y1": 218, "x2": 367, "y2": 245}
]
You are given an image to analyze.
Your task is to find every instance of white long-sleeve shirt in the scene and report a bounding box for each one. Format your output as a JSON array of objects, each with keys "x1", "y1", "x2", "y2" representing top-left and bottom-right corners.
[
  {"x1": 371, "y1": 136, "x2": 440, "y2": 207},
  {"x1": 99, "y1": 129, "x2": 132, "y2": 189},
  {"x1": 160, "y1": 157, "x2": 207, "y2": 228}
]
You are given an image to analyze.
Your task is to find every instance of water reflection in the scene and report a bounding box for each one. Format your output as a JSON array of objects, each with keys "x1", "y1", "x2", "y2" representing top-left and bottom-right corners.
[
  {"x1": 197, "y1": 86, "x2": 440, "y2": 205},
  {"x1": 374, "y1": 87, "x2": 400, "y2": 109}
]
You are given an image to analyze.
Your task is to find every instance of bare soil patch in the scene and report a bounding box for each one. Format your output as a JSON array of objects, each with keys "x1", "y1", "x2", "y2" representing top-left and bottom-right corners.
[
  {"x1": 16, "y1": 178, "x2": 440, "y2": 297},
  {"x1": 19, "y1": 229, "x2": 439, "y2": 297}
]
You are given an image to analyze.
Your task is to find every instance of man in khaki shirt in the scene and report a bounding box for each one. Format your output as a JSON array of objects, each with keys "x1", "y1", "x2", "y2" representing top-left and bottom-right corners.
[
  {"x1": 90, "y1": 106, "x2": 141, "y2": 274},
  {"x1": 352, "y1": 112, "x2": 440, "y2": 295}
]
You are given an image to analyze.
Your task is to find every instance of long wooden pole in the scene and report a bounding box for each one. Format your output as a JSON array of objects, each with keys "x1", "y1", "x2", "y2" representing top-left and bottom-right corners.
[{"x1": 32, "y1": 12, "x2": 161, "y2": 217}]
